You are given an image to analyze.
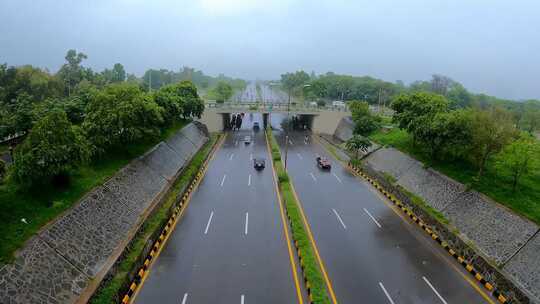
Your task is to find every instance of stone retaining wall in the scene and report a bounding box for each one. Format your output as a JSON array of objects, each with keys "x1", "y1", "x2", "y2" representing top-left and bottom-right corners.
[
  {"x1": 0, "y1": 123, "x2": 208, "y2": 304},
  {"x1": 364, "y1": 147, "x2": 540, "y2": 303}
]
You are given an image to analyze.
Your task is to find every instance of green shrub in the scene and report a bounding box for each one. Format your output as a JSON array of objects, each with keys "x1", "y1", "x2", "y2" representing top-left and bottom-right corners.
[
  {"x1": 0, "y1": 160, "x2": 5, "y2": 180},
  {"x1": 278, "y1": 171, "x2": 289, "y2": 183}
]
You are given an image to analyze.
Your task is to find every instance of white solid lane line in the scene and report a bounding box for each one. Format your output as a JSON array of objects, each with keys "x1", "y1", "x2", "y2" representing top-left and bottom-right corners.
[
  {"x1": 423, "y1": 276, "x2": 448, "y2": 304},
  {"x1": 363, "y1": 208, "x2": 382, "y2": 228},
  {"x1": 297, "y1": 153, "x2": 303, "y2": 160},
  {"x1": 241, "y1": 294, "x2": 245, "y2": 304},
  {"x1": 181, "y1": 293, "x2": 188, "y2": 304},
  {"x1": 204, "y1": 211, "x2": 214, "y2": 235},
  {"x1": 248, "y1": 174, "x2": 251, "y2": 186},
  {"x1": 378, "y1": 282, "x2": 396, "y2": 304},
  {"x1": 229, "y1": 153, "x2": 234, "y2": 160},
  {"x1": 332, "y1": 172, "x2": 342, "y2": 183},
  {"x1": 220, "y1": 174, "x2": 227, "y2": 187},
  {"x1": 310, "y1": 172, "x2": 317, "y2": 182},
  {"x1": 332, "y1": 208, "x2": 347, "y2": 230},
  {"x1": 245, "y1": 212, "x2": 249, "y2": 235}
]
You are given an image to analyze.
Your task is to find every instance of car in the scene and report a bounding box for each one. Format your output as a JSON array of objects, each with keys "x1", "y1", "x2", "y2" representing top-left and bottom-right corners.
[
  {"x1": 253, "y1": 158, "x2": 265, "y2": 170},
  {"x1": 253, "y1": 122, "x2": 260, "y2": 131},
  {"x1": 316, "y1": 156, "x2": 331, "y2": 170},
  {"x1": 244, "y1": 135, "x2": 251, "y2": 144}
]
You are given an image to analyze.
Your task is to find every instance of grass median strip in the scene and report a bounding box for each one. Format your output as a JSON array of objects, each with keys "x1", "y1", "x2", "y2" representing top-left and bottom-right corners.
[
  {"x1": 90, "y1": 133, "x2": 219, "y2": 304},
  {"x1": 266, "y1": 130, "x2": 332, "y2": 304}
]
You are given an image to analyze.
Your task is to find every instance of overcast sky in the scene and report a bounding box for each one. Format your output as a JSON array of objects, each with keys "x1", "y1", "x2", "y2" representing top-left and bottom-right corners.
[{"x1": 0, "y1": 0, "x2": 539, "y2": 100}]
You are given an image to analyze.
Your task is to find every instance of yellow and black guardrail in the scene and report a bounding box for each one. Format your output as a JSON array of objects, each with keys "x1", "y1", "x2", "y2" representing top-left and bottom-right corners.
[
  {"x1": 348, "y1": 163, "x2": 509, "y2": 304},
  {"x1": 121, "y1": 135, "x2": 223, "y2": 304}
]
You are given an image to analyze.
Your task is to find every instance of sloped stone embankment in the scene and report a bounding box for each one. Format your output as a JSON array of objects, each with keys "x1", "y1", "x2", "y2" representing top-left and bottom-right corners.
[{"x1": 0, "y1": 123, "x2": 208, "y2": 304}]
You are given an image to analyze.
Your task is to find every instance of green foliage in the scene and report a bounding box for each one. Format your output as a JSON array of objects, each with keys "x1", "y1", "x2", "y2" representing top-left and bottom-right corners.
[
  {"x1": 370, "y1": 127, "x2": 540, "y2": 225},
  {"x1": 212, "y1": 81, "x2": 233, "y2": 103},
  {"x1": 469, "y1": 107, "x2": 517, "y2": 177},
  {"x1": 280, "y1": 70, "x2": 310, "y2": 98},
  {"x1": 0, "y1": 120, "x2": 188, "y2": 265},
  {"x1": 349, "y1": 101, "x2": 381, "y2": 136},
  {"x1": 0, "y1": 160, "x2": 5, "y2": 180},
  {"x1": 345, "y1": 135, "x2": 372, "y2": 160},
  {"x1": 277, "y1": 170, "x2": 289, "y2": 183},
  {"x1": 154, "y1": 81, "x2": 204, "y2": 122},
  {"x1": 266, "y1": 130, "x2": 331, "y2": 304},
  {"x1": 142, "y1": 66, "x2": 246, "y2": 91},
  {"x1": 495, "y1": 133, "x2": 540, "y2": 191},
  {"x1": 11, "y1": 110, "x2": 91, "y2": 188},
  {"x1": 82, "y1": 84, "x2": 164, "y2": 153}
]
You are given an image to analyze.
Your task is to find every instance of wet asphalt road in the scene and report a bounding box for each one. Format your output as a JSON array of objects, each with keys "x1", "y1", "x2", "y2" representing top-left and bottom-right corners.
[
  {"x1": 274, "y1": 130, "x2": 492, "y2": 304},
  {"x1": 135, "y1": 114, "x2": 299, "y2": 304}
]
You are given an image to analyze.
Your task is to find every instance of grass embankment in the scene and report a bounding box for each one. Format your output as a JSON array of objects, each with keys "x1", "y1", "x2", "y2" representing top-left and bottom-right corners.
[
  {"x1": 90, "y1": 133, "x2": 219, "y2": 304},
  {"x1": 370, "y1": 128, "x2": 540, "y2": 225},
  {"x1": 267, "y1": 130, "x2": 331, "y2": 304},
  {"x1": 0, "y1": 120, "x2": 189, "y2": 265}
]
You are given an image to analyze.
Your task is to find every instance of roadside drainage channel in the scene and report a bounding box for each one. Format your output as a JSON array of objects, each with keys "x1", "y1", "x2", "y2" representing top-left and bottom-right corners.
[{"x1": 348, "y1": 163, "x2": 511, "y2": 304}]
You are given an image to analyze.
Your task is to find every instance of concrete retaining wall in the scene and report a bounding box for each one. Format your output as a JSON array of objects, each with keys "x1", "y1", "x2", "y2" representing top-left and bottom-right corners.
[
  {"x1": 333, "y1": 116, "x2": 354, "y2": 142},
  {"x1": 364, "y1": 147, "x2": 540, "y2": 302},
  {"x1": 0, "y1": 123, "x2": 208, "y2": 304}
]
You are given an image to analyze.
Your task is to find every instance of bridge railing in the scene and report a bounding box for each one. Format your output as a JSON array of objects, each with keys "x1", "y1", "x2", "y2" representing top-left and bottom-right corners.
[{"x1": 205, "y1": 101, "x2": 350, "y2": 113}]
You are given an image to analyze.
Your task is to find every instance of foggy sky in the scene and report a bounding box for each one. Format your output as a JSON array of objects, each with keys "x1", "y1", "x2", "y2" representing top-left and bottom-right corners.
[{"x1": 1, "y1": 0, "x2": 539, "y2": 100}]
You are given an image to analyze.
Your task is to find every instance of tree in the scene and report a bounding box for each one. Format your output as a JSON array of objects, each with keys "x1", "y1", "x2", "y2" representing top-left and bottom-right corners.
[
  {"x1": 11, "y1": 110, "x2": 91, "y2": 187},
  {"x1": 111, "y1": 63, "x2": 126, "y2": 83},
  {"x1": 346, "y1": 135, "x2": 372, "y2": 160},
  {"x1": 57, "y1": 49, "x2": 88, "y2": 95},
  {"x1": 416, "y1": 109, "x2": 473, "y2": 161},
  {"x1": 495, "y1": 133, "x2": 540, "y2": 191},
  {"x1": 349, "y1": 101, "x2": 381, "y2": 136},
  {"x1": 521, "y1": 107, "x2": 540, "y2": 134},
  {"x1": 470, "y1": 107, "x2": 517, "y2": 178},
  {"x1": 82, "y1": 84, "x2": 164, "y2": 153},
  {"x1": 280, "y1": 71, "x2": 310, "y2": 101},
  {"x1": 213, "y1": 81, "x2": 233, "y2": 103},
  {"x1": 391, "y1": 92, "x2": 449, "y2": 143}
]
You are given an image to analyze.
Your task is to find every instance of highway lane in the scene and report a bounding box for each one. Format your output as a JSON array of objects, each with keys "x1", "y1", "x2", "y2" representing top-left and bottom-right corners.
[
  {"x1": 135, "y1": 114, "x2": 300, "y2": 304},
  {"x1": 275, "y1": 130, "x2": 492, "y2": 304}
]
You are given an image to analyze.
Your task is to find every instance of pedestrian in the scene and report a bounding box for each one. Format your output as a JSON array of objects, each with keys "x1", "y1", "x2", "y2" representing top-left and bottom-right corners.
[{"x1": 231, "y1": 114, "x2": 237, "y2": 131}]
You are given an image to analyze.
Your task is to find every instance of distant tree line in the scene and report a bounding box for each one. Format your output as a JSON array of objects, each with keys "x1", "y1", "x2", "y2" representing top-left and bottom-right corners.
[
  {"x1": 141, "y1": 67, "x2": 246, "y2": 93},
  {"x1": 0, "y1": 50, "x2": 205, "y2": 188},
  {"x1": 280, "y1": 70, "x2": 540, "y2": 135}
]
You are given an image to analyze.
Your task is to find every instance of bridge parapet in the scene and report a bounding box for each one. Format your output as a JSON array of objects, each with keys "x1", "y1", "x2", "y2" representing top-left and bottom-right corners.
[{"x1": 205, "y1": 101, "x2": 350, "y2": 114}]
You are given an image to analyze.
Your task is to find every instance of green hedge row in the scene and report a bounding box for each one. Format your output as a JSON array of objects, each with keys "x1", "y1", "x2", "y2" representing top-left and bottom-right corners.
[{"x1": 266, "y1": 130, "x2": 331, "y2": 304}]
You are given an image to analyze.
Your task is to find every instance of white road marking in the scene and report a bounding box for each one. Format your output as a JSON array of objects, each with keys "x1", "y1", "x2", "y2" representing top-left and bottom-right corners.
[
  {"x1": 204, "y1": 211, "x2": 214, "y2": 234},
  {"x1": 241, "y1": 294, "x2": 245, "y2": 304},
  {"x1": 423, "y1": 276, "x2": 448, "y2": 304},
  {"x1": 235, "y1": 140, "x2": 238, "y2": 146},
  {"x1": 332, "y1": 173, "x2": 342, "y2": 183},
  {"x1": 332, "y1": 208, "x2": 347, "y2": 230},
  {"x1": 248, "y1": 174, "x2": 251, "y2": 186},
  {"x1": 363, "y1": 208, "x2": 382, "y2": 228},
  {"x1": 289, "y1": 139, "x2": 294, "y2": 145},
  {"x1": 378, "y1": 282, "x2": 396, "y2": 304},
  {"x1": 229, "y1": 153, "x2": 234, "y2": 160},
  {"x1": 250, "y1": 153, "x2": 253, "y2": 160},
  {"x1": 310, "y1": 172, "x2": 317, "y2": 182},
  {"x1": 220, "y1": 174, "x2": 227, "y2": 187},
  {"x1": 297, "y1": 153, "x2": 303, "y2": 160},
  {"x1": 181, "y1": 293, "x2": 188, "y2": 304},
  {"x1": 245, "y1": 212, "x2": 249, "y2": 235}
]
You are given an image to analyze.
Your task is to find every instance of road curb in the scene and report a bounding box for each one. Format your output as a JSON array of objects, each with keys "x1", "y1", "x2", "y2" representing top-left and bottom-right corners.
[
  {"x1": 348, "y1": 163, "x2": 509, "y2": 304},
  {"x1": 120, "y1": 134, "x2": 224, "y2": 304}
]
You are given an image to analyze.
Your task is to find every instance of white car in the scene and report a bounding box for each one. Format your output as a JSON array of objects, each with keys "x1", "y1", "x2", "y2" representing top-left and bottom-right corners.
[
  {"x1": 244, "y1": 136, "x2": 251, "y2": 144},
  {"x1": 332, "y1": 100, "x2": 346, "y2": 107}
]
